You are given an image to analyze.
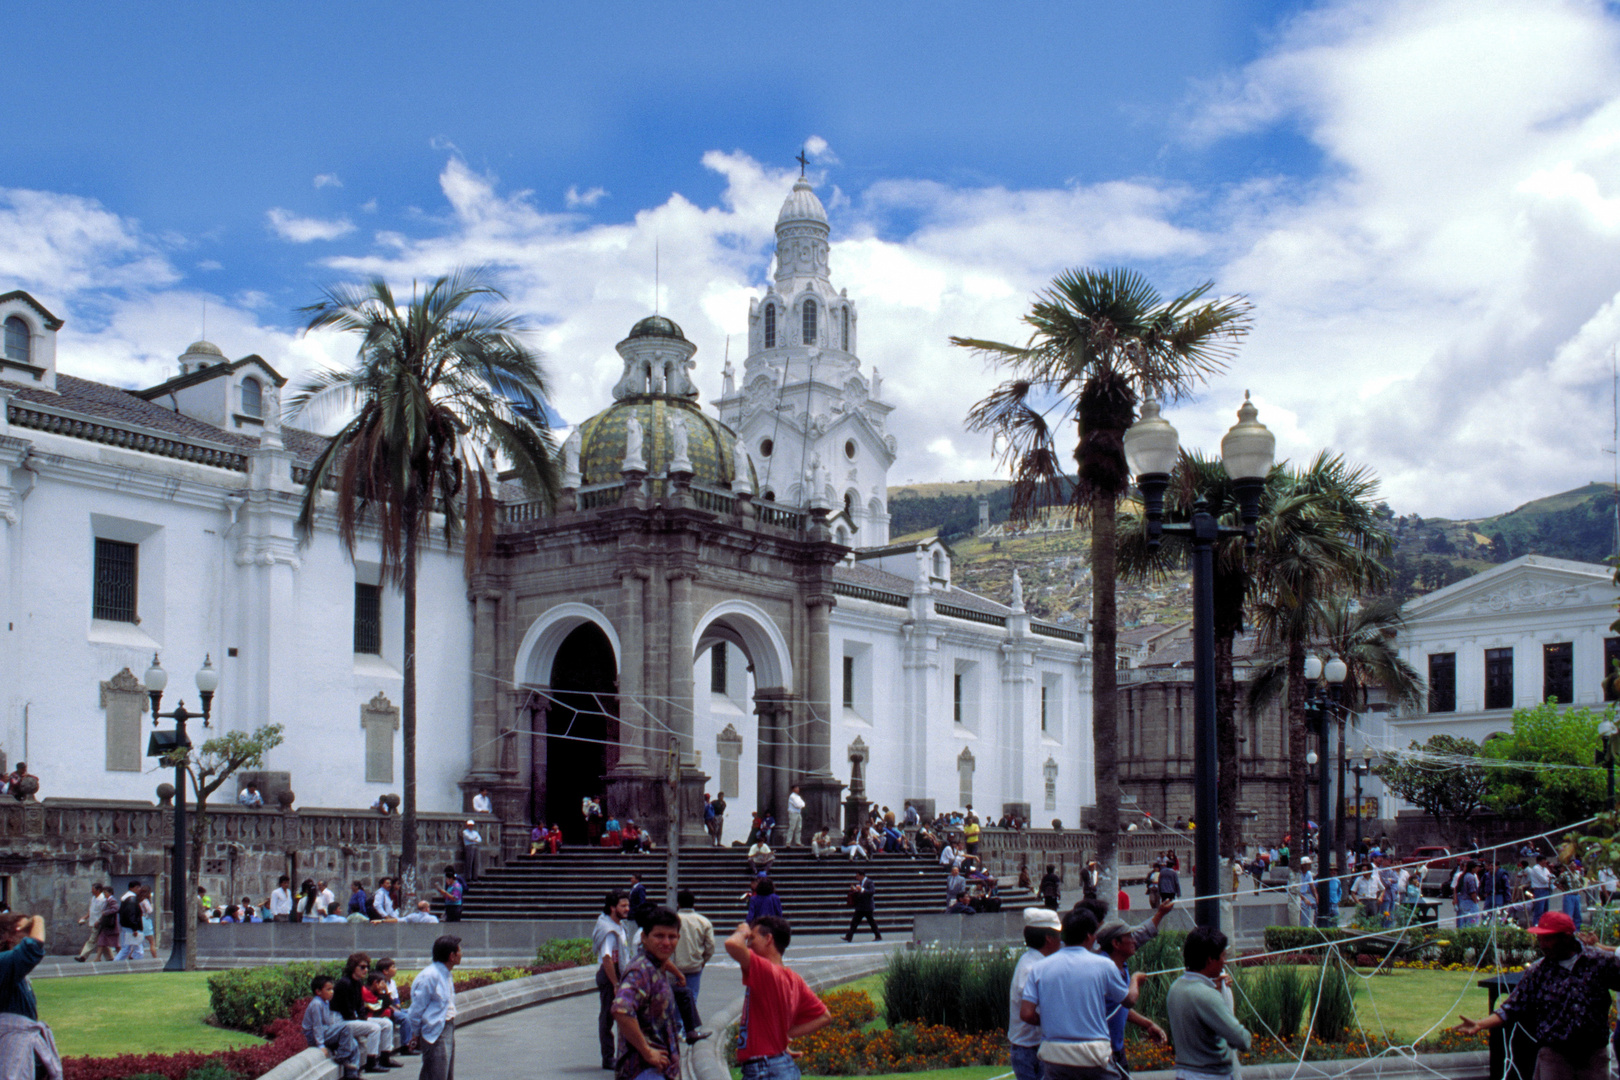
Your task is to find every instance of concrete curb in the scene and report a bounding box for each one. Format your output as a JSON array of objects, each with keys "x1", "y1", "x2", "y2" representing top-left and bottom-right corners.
[
  {"x1": 690, "y1": 953, "x2": 892, "y2": 1080},
  {"x1": 251, "y1": 964, "x2": 598, "y2": 1080},
  {"x1": 33, "y1": 957, "x2": 167, "y2": 979}
]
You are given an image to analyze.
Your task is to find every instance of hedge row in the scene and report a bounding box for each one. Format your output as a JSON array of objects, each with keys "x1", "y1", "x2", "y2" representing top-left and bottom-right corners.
[{"x1": 1262, "y1": 925, "x2": 1537, "y2": 967}]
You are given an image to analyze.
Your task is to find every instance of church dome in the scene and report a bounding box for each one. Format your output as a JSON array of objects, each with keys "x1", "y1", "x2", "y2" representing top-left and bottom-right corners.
[
  {"x1": 777, "y1": 177, "x2": 828, "y2": 226},
  {"x1": 181, "y1": 340, "x2": 225, "y2": 359},
  {"x1": 624, "y1": 315, "x2": 687, "y2": 342},
  {"x1": 575, "y1": 395, "x2": 754, "y2": 490}
]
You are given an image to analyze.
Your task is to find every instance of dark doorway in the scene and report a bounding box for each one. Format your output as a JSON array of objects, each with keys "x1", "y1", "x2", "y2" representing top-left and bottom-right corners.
[{"x1": 546, "y1": 624, "x2": 619, "y2": 843}]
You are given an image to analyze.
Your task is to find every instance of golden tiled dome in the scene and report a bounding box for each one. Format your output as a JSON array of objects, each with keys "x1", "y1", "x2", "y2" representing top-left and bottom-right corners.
[{"x1": 576, "y1": 395, "x2": 753, "y2": 490}]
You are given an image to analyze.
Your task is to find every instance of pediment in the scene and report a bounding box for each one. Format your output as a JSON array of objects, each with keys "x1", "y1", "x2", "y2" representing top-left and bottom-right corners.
[{"x1": 1403, "y1": 557, "x2": 1617, "y2": 623}]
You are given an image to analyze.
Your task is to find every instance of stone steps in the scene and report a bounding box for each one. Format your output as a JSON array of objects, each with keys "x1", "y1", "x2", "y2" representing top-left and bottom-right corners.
[{"x1": 455, "y1": 848, "x2": 1036, "y2": 935}]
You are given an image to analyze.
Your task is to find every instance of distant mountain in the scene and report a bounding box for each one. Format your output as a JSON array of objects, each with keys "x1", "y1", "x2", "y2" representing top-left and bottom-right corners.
[{"x1": 885, "y1": 479, "x2": 1620, "y2": 611}]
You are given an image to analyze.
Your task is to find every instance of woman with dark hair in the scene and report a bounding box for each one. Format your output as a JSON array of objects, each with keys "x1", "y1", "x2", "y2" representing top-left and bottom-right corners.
[
  {"x1": 746, "y1": 877, "x2": 784, "y2": 924},
  {"x1": 139, "y1": 885, "x2": 156, "y2": 955},
  {"x1": 298, "y1": 880, "x2": 319, "y2": 922}
]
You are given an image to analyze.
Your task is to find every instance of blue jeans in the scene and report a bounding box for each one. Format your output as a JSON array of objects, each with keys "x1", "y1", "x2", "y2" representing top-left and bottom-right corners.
[
  {"x1": 1532, "y1": 888, "x2": 1551, "y2": 920},
  {"x1": 740, "y1": 1053, "x2": 801, "y2": 1080},
  {"x1": 1563, "y1": 893, "x2": 1583, "y2": 928},
  {"x1": 1010, "y1": 1042, "x2": 1043, "y2": 1080},
  {"x1": 1457, "y1": 898, "x2": 1478, "y2": 927}
]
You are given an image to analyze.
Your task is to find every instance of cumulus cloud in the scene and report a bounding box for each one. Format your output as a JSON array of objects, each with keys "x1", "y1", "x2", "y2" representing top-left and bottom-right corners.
[
  {"x1": 20, "y1": 0, "x2": 1620, "y2": 519},
  {"x1": 313, "y1": 173, "x2": 343, "y2": 189},
  {"x1": 266, "y1": 208, "x2": 357, "y2": 243},
  {"x1": 565, "y1": 185, "x2": 608, "y2": 208}
]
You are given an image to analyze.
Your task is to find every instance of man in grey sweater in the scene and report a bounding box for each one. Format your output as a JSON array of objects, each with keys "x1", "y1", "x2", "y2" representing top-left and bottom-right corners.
[{"x1": 1166, "y1": 926, "x2": 1251, "y2": 1079}]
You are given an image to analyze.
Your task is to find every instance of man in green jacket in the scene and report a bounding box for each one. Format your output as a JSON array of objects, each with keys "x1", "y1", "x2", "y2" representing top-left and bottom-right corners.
[{"x1": 1166, "y1": 926, "x2": 1251, "y2": 1078}]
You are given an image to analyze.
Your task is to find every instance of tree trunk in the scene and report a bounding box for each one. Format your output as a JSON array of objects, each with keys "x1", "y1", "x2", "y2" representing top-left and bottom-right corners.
[
  {"x1": 401, "y1": 523, "x2": 419, "y2": 902},
  {"x1": 1091, "y1": 490, "x2": 1119, "y2": 913},
  {"x1": 1286, "y1": 635, "x2": 1309, "y2": 865},
  {"x1": 187, "y1": 788, "x2": 206, "y2": 970},
  {"x1": 1215, "y1": 633, "x2": 1239, "y2": 861}
]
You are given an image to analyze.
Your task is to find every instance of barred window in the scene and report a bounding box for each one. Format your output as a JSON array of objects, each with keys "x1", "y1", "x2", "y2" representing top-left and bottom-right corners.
[
  {"x1": 354, "y1": 583, "x2": 382, "y2": 654},
  {"x1": 92, "y1": 539, "x2": 138, "y2": 623},
  {"x1": 1485, "y1": 647, "x2": 1514, "y2": 710},
  {"x1": 763, "y1": 304, "x2": 776, "y2": 349},
  {"x1": 802, "y1": 299, "x2": 817, "y2": 345},
  {"x1": 710, "y1": 645, "x2": 727, "y2": 694},
  {"x1": 843, "y1": 656, "x2": 855, "y2": 709},
  {"x1": 1428, "y1": 653, "x2": 1456, "y2": 713},
  {"x1": 1544, "y1": 642, "x2": 1573, "y2": 704}
]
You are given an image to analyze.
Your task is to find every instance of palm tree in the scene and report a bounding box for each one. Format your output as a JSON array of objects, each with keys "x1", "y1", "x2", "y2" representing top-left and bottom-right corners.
[
  {"x1": 288, "y1": 269, "x2": 560, "y2": 895},
  {"x1": 956, "y1": 268, "x2": 1250, "y2": 906},
  {"x1": 1248, "y1": 453, "x2": 1391, "y2": 872}
]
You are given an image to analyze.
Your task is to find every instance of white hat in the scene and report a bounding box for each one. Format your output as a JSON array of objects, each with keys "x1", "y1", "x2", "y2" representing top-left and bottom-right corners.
[{"x1": 1023, "y1": 907, "x2": 1061, "y2": 931}]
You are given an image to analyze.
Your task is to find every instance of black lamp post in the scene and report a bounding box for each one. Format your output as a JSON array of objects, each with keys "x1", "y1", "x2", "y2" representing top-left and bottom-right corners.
[
  {"x1": 1598, "y1": 718, "x2": 1618, "y2": 809},
  {"x1": 1303, "y1": 654, "x2": 1347, "y2": 926},
  {"x1": 144, "y1": 653, "x2": 219, "y2": 972},
  {"x1": 1349, "y1": 759, "x2": 1369, "y2": 844},
  {"x1": 1125, "y1": 394, "x2": 1276, "y2": 931}
]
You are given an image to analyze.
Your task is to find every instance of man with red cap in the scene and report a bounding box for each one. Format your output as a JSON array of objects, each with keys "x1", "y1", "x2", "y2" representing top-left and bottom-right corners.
[{"x1": 1454, "y1": 910, "x2": 1620, "y2": 1080}]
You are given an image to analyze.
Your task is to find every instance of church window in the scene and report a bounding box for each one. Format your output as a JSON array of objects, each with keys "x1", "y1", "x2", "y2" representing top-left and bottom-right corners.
[
  {"x1": 1428, "y1": 653, "x2": 1456, "y2": 713},
  {"x1": 3, "y1": 317, "x2": 28, "y2": 364},
  {"x1": 354, "y1": 583, "x2": 382, "y2": 655},
  {"x1": 92, "y1": 539, "x2": 138, "y2": 623},
  {"x1": 802, "y1": 299, "x2": 817, "y2": 345},
  {"x1": 843, "y1": 492, "x2": 853, "y2": 516},
  {"x1": 763, "y1": 489, "x2": 776, "y2": 502},
  {"x1": 1040, "y1": 685, "x2": 1048, "y2": 732},
  {"x1": 759, "y1": 438, "x2": 773, "y2": 458},
  {"x1": 240, "y1": 377, "x2": 263, "y2": 419},
  {"x1": 1485, "y1": 647, "x2": 1514, "y2": 710},
  {"x1": 763, "y1": 304, "x2": 776, "y2": 349},
  {"x1": 953, "y1": 673, "x2": 963, "y2": 723},
  {"x1": 843, "y1": 656, "x2": 855, "y2": 709},
  {"x1": 932, "y1": 550, "x2": 946, "y2": 579},
  {"x1": 1543, "y1": 642, "x2": 1573, "y2": 705},
  {"x1": 844, "y1": 439, "x2": 856, "y2": 460},
  {"x1": 1606, "y1": 638, "x2": 1620, "y2": 702},
  {"x1": 710, "y1": 645, "x2": 728, "y2": 695},
  {"x1": 841, "y1": 307, "x2": 849, "y2": 350}
]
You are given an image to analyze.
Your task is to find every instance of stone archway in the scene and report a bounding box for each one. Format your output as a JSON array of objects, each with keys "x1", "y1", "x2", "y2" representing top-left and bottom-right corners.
[{"x1": 694, "y1": 600, "x2": 801, "y2": 825}]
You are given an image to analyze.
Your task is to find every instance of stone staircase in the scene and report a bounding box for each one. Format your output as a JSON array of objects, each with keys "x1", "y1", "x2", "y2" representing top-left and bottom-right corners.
[{"x1": 455, "y1": 847, "x2": 1037, "y2": 936}]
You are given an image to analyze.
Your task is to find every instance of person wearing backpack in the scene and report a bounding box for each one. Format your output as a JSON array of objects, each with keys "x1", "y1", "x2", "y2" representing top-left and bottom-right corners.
[{"x1": 112, "y1": 882, "x2": 144, "y2": 960}]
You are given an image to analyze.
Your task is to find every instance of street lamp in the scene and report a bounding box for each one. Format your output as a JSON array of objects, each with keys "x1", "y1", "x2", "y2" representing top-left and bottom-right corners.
[
  {"x1": 1304, "y1": 654, "x2": 1347, "y2": 926},
  {"x1": 1597, "y1": 718, "x2": 1618, "y2": 808},
  {"x1": 1125, "y1": 393, "x2": 1276, "y2": 930},
  {"x1": 144, "y1": 653, "x2": 218, "y2": 972}
]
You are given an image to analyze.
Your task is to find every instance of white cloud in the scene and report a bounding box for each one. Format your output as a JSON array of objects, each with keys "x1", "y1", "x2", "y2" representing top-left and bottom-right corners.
[
  {"x1": 804, "y1": 135, "x2": 839, "y2": 165},
  {"x1": 565, "y1": 185, "x2": 608, "y2": 208},
  {"x1": 313, "y1": 173, "x2": 343, "y2": 189},
  {"x1": 266, "y1": 208, "x2": 357, "y2": 243}
]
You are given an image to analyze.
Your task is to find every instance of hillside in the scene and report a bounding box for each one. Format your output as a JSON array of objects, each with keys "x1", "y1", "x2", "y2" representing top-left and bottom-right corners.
[{"x1": 883, "y1": 479, "x2": 1620, "y2": 617}]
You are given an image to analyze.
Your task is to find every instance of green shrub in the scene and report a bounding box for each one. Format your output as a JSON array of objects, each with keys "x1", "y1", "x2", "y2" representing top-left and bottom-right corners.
[
  {"x1": 1128, "y1": 930, "x2": 1186, "y2": 1033},
  {"x1": 1310, "y1": 964, "x2": 1358, "y2": 1042},
  {"x1": 1232, "y1": 962, "x2": 1307, "y2": 1041},
  {"x1": 881, "y1": 947, "x2": 1017, "y2": 1034},
  {"x1": 208, "y1": 960, "x2": 343, "y2": 1032},
  {"x1": 183, "y1": 1063, "x2": 246, "y2": 1080},
  {"x1": 1262, "y1": 926, "x2": 1353, "y2": 956},
  {"x1": 535, "y1": 937, "x2": 594, "y2": 966},
  {"x1": 1429, "y1": 927, "x2": 1535, "y2": 967}
]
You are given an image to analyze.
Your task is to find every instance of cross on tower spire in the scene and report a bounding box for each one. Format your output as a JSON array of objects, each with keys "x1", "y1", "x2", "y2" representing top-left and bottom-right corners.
[{"x1": 796, "y1": 148, "x2": 809, "y2": 177}]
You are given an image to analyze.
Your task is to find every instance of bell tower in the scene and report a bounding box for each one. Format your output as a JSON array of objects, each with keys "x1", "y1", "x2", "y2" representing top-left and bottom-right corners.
[{"x1": 716, "y1": 173, "x2": 896, "y2": 546}]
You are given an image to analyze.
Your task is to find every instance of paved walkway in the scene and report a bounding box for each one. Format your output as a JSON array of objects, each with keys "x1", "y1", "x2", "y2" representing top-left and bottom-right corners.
[{"x1": 455, "y1": 938, "x2": 896, "y2": 1077}]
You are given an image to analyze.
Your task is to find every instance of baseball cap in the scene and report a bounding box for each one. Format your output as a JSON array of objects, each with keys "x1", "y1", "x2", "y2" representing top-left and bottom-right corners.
[
  {"x1": 1527, "y1": 911, "x2": 1578, "y2": 936},
  {"x1": 1022, "y1": 907, "x2": 1061, "y2": 932},
  {"x1": 1095, "y1": 920, "x2": 1133, "y2": 951}
]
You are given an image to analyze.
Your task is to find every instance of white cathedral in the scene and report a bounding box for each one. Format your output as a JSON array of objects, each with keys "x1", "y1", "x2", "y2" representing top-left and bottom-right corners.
[{"x1": 0, "y1": 175, "x2": 1093, "y2": 845}]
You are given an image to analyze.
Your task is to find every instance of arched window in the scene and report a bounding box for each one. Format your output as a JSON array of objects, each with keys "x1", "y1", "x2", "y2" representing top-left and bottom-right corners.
[
  {"x1": 932, "y1": 550, "x2": 946, "y2": 578},
  {"x1": 3, "y1": 317, "x2": 29, "y2": 364},
  {"x1": 844, "y1": 492, "x2": 854, "y2": 515},
  {"x1": 763, "y1": 489, "x2": 776, "y2": 503},
  {"x1": 240, "y1": 377, "x2": 263, "y2": 419},
  {"x1": 802, "y1": 299, "x2": 817, "y2": 345},
  {"x1": 763, "y1": 304, "x2": 776, "y2": 349},
  {"x1": 841, "y1": 307, "x2": 850, "y2": 350}
]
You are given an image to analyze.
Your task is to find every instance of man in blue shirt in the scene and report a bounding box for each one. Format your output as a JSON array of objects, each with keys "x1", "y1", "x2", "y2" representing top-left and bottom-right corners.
[
  {"x1": 1019, "y1": 909, "x2": 1135, "y2": 1079},
  {"x1": 1008, "y1": 908, "x2": 1062, "y2": 1080},
  {"x1": 407, "y1": 934, "x2": 461, "y2": 1080}
]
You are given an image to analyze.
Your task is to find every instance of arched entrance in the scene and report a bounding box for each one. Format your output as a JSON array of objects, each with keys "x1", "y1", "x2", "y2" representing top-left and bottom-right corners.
[
  {"x1": 693, "y1": 601, "x2": 797, "y2": 826},
  {"x1": 544, "y1": 623, "x2": 619, "y2": 842}
]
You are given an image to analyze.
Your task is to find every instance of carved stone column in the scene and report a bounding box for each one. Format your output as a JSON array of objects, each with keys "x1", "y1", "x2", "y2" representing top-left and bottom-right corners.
[
  {"x1": 615, "y1": 568, "x2": 649, "y2": 771},
  {"x1": 466, "y1": 587, "x2": 503, "y2": 783},
  {"x1": 667, "y1": 569, "x2": 697, "y2": 760}
]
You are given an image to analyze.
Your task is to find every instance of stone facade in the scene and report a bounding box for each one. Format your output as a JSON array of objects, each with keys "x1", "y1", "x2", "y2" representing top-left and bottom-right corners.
[{"x1": 6, "y1": 797, "x2": 488, "y2": 955}]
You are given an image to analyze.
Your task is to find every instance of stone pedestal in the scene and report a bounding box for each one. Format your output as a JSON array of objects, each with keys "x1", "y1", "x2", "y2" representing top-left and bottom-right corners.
[
  {"x1": 798, "y1": 776, "x2": 845, "y2": 842},
  {"x1": 602, "y1": 763, "x2": 711, "y2": 847}
]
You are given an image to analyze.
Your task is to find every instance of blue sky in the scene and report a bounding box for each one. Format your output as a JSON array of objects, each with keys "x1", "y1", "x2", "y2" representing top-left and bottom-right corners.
[{"x1": 5, "y1": 0, "x2": 1620, "y2": 517}]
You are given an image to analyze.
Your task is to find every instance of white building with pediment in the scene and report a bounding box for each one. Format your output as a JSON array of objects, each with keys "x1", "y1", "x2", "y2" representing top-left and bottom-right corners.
[{"x1": 1389, "y1": 555, "x2": 1620, "y2": 747}]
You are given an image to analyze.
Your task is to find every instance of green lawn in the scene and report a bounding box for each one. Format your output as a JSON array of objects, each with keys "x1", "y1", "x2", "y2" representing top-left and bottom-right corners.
[
  {"x1": 1342, "y1": 966, "x2": 1495, "y2": 1044},
  {"x1": 35, "y1": 973, "x2": 267, "y2": 1058}
]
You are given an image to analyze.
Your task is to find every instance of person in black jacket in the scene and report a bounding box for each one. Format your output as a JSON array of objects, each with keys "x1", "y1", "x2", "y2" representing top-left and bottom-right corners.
[
  {"x1": 1039, "y1": 865, "x2": 1061, "y2": 910},
  {"x1": 842, "y1": 871, "x2": 881, "y2": 942},
  {"x1": 333, "y1": 952, "x2": 399, "y2": 1072}
]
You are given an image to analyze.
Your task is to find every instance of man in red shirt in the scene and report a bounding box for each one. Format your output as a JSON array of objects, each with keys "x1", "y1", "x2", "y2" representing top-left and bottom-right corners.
[{"x1": 724, "y1": 916, "x2": 832, "y2": 1079}]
